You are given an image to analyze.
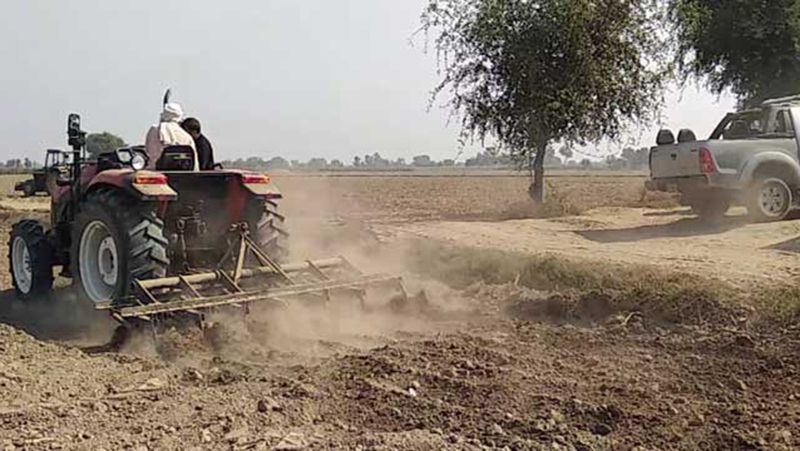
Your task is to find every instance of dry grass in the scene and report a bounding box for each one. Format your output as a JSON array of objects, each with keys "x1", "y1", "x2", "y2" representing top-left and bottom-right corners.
[
  {"x1": 406, "y1": 240, "x2": 800, "y2": 326},
  {"x1": 0, "y1": 174, "x2": 28, "y2": 196}
]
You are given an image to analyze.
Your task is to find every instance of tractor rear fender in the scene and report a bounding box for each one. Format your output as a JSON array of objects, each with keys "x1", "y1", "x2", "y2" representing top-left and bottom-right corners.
[
  {"x1": 232, "y1": 171, "x2": 282, "y2": 199},
  {"x1": 86, "y1": 169, "x2": 178, "y2": 201}
]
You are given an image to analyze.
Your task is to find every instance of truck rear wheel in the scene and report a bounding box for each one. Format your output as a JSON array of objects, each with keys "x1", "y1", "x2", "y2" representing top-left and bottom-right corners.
[
  {"x1": 8, "y1": 220, "x2": 53, "y2": 300},
  {"x1": 747, "y1": 177, "x2": 792, "y2": 222},
  {"x1": 71, "y1": 189, "x2": 169, "y2": 305}
]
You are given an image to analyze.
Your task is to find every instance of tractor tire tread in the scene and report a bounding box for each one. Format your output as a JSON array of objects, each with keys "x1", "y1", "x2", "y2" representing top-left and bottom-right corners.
[
  {"x1": 73, "y1": 189, "x2": 168, "y2": 301},
  {"x1": 7, "y1": 219, "x2": 53, "y2": 299},
  {"x1": 249, "y1": 200, "x2": 289, "y2": 262}
]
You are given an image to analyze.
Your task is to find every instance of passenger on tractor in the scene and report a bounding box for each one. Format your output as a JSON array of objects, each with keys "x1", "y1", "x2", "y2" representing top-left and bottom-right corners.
[
  {"x1": 145, "y1": 102, "x2": 198, "y2": 170},
  {"x1": 180, "y1": 117, "x2": 216, "y2": 170}
]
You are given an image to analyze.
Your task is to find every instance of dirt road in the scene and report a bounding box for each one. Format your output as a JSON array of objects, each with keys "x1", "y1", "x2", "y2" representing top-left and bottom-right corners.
[
  {"x1": 0, "y1": 173, "x2": 798, "y2": 450},
  {"x1": 387, "y1": 206, "x2": 800, "y2": 289}
]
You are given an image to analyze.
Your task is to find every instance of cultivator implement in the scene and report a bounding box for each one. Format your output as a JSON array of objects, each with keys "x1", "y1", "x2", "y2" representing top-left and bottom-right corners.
[{"x1": 92, "y1": 225, "x2": 408, "y2": 351}]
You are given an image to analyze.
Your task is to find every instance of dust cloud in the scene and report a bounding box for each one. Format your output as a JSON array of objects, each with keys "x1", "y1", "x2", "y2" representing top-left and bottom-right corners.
[{"x1": 119, "y1": 175, "x2": 473, "y2": 366}]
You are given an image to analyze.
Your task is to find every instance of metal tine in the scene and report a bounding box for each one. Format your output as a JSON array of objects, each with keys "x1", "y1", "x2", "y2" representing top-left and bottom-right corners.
[
  {"x1": 232, "y1": 233, "x2": 248, "y2": 284},
  {"x1": 337, "y1": 255, "x2": 363, "y2": 276},
  {"x1": 133, "y1": 258, "x2": 346, "y2": 292},
  {"x1": 305, "y1": 259, "x2": 330, "y2": 280},
  {"x1": 218, "y1": 270, "x2": 244, "y2": 293},
  {"x1": 133, "y1": 279, "x2": 160, "y2": 305},
  {"x1": 243, "y1": 235, "x2": 295, "y2": 284},
  {"x1": 304, "y1": 259, "x2": 332, "y2": 304},
  {"x1": 178, "y1": 275, "x2": 202, "y2": 298},
  {"x1": 117, "y1": 274, "x2": 401, "y2": 318},
  {"x1": 330, "y1": 255, "x2": 368, "y2": 309},
  {"x1": 177, "y1": 275, "x2": 205, "y2": 317}
]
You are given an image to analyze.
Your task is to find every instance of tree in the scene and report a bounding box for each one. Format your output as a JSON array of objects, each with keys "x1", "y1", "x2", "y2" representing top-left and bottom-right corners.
[
  {"x1": 465, "y1": 151, "x2": 511, "y2": 167},
  {"x1": 265, "y1": 156, "x2": 290, "y2": 170},
  {"x1": 245, "y1": 156, "x2": 265, "y2": 169},
  {"x1": 370, "y1": 152, "x2": 390, "y2": 167},
  {"x1": 620, "y1": 146, "x2": 649, "y2": 169},
  {"x1": 543, "y1": 147, "x2": 563, "y2": 168},
  {"x1": 605, "y1": 154, "x2": 626, "y2": 170},
  {"x1": 413, "y1": 155, "x2": 433, "y2": 167},
  {"x1": 671, "y1": 0, "x2": 800, "y2": 105},
  {"x1": 421, "y1": 0, "x2": 667, "y2": 202},
  {"x1": 86, "y1": 132, "x2": 126, "y2": 156},
  {"x1": 558, "y1": 145, "x2": 574, "y2": 161},
  {"x1": 307, "y1": 157, "x2": 328, "y2": 169}
]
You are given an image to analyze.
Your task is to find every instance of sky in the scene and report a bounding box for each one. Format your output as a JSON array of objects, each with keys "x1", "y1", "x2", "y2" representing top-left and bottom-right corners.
[{"x1": 0, "y1": 0, "x2": 737, "y2": 164}]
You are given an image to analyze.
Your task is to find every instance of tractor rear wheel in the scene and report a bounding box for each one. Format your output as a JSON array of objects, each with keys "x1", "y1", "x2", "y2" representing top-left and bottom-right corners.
[
  {"x1": 71, "y1": 189, "x2": 169, "y2": 305},
  {"x1": 8, "y1": 220, "x2": 53, "y2": 300},
  {"x1": 247, "y1": 199, "x2": 289, "y2": 262}
]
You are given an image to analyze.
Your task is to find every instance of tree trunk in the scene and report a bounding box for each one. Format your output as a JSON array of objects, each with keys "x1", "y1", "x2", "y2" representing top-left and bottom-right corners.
[{"x1": 528, "y1": 142, "x2": 547, "y2": 203}]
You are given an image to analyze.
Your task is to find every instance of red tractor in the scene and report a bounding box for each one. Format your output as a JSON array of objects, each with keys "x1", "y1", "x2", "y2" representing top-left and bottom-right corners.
[
  {"x1": 8, "y1": 113, "x2": 289, "y2": 306},
  {"x1": 7, "y1": 113, "x2": 403, "y2": 349}
]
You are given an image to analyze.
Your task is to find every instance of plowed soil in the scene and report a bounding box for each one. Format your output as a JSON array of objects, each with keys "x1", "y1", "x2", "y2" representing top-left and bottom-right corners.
[{"x1": 0, "y1": 172, "x2": 798, "y2": 450}]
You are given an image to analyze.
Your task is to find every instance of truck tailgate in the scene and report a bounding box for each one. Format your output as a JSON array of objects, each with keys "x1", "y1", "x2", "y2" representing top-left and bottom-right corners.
[{"x1": 649, "y1": 143, "x2": 701, "y2": 178}]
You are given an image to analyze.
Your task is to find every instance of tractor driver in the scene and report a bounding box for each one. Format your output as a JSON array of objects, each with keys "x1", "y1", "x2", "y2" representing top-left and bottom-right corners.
[{"x1": 144, "y1": 102, "x2": 198, "y2": 170}]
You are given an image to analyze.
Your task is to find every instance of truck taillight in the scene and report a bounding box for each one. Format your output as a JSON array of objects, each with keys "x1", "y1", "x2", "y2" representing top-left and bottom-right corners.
[{"x1": 699, "y1": 148, "x2": 714, "y2": 174}]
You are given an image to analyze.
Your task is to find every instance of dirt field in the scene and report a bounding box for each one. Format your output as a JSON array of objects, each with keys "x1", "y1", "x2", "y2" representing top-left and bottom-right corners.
[{"x1": 0, "y1": 171, "x2": 798, "y2": 450}]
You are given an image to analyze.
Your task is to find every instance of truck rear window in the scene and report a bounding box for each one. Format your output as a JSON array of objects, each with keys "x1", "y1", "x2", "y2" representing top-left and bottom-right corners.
[{"x1": 719, "y1": 112, "x2": 764, "y2": 139}]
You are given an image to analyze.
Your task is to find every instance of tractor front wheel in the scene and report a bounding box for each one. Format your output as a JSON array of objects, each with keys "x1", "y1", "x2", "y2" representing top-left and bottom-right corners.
[
  {"x1": 8, "y1": 220, "x2": 53, "y2": 300},
  {"x1": 22, "y1": 181, "x2": 36, "y2": 197},
  {"x1": 71, "y1": 190, "x2": 169, "y2": 305}
]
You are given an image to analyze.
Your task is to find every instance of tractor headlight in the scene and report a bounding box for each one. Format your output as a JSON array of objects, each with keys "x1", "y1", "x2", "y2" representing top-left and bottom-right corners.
[{"x1": 131, "y1": 153, "x2": 147, "y2": 171}]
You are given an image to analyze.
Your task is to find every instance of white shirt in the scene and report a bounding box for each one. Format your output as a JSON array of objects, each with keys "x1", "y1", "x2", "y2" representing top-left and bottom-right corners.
[{"x1": 145, "y1": 121, "x2": 198, "y2": 171}]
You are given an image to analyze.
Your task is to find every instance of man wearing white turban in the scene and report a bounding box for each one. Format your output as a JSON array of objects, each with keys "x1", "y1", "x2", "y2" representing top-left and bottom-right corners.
[{"x1": 144, "y1": 102, "x2": 198, "y2": 170}]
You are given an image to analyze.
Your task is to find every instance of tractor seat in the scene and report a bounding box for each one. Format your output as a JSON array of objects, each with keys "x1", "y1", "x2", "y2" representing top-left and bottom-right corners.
[{"x1": 156, "y1": 145, "x2": 196, "y2": 171}]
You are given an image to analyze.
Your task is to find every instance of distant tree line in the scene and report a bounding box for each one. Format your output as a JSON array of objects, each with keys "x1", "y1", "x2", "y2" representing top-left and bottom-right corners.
[
  {"x1": 219, "y1": 147, "x2": 651, "y2": 171},
  {"x1": 0, "y1": 158, "x2": 41, "y2": 173}
]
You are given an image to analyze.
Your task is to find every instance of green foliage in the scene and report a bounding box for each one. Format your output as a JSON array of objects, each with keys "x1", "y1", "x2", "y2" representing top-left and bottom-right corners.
[
  {"x1": 671, "y1": 0, "x2": 800, "y2": 105},
  {"x1": 420, "y1": 0, "x2": 668, "y2": 200},
  {"x1": 86, "y1": 132, "x2": 126, "y2": 156}
]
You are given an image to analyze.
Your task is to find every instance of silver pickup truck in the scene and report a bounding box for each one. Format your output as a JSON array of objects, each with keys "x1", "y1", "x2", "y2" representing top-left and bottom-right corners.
[{"x1": 647, "y1": 95, "x2": 800, "y2": 221}]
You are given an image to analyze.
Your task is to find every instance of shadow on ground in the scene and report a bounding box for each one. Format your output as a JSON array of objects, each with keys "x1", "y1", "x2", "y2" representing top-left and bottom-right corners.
[
  {"x1": 0, "y1": 287, "x2": 116, "y2": 345},
  {"x1": 766, "y1": 236, "x2": 800, "y2": 253},
  {"x1": 576, "y1": 216, "x2": 749, "y2": 243},
  {"x1": 642, "y1": 208, "x2": 694, "y2": 218}
]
